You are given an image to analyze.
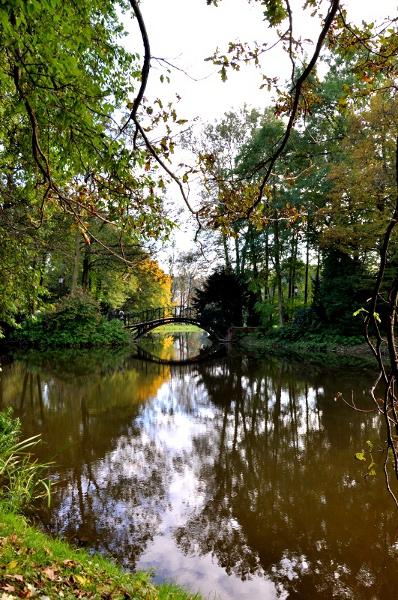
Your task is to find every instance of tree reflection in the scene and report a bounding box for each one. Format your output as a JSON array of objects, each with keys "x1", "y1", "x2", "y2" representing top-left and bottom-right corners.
[
  {"x1": 49, "y1": 433, "x2": 169, "y2": 567},
  {"x1": 175, "y1": 356, "x2": 396, "y2": 598},
  {"x1": 139, "y1": 331, "x2": 211, "y2": 362},
  {"x1": 2, "y1": 349, "x2": 398, "y2": 596},
  {"x1": 2, "y1": 351, "x2": 174, "y2": 567}
]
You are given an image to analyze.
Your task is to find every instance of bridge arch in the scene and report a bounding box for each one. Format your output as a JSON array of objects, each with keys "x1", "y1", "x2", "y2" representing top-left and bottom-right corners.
[{"x1": 119, "y1": 306, "x2": 218, "y2": 340}]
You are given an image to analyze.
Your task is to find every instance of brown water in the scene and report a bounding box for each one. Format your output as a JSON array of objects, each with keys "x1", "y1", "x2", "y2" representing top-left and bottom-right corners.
[{"x1": 1, "y1": 334, "x2": 398, "y2": 599}]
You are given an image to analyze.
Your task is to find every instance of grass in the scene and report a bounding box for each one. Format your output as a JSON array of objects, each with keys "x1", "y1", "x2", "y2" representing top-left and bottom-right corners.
[
  {"x1": 0, "y1": 506, "x2": 201, "y2": 599},
  {"x1": 152, "y1": 324, "x2": 203, "y2": 333},
  {"x1": 0, "y1": 409, "x2": 52, "y2": 513}
]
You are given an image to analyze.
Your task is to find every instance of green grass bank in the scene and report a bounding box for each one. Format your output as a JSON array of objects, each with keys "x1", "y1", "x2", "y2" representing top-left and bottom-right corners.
[
  {"x1": 0, "y1": 507, "x2": 200, "y2": 599},
  {"x1": 151, "y1": 324, "x2": 202, "y2": 333}
]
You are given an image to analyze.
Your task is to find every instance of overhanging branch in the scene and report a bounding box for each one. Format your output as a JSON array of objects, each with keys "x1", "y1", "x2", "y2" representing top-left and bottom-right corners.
[
  {"x1": 120, "y1": 0, "x2": 151, "y2": 138},
  {"x1": 247, "y1": 0, "x2": 340, "y2": 217}
]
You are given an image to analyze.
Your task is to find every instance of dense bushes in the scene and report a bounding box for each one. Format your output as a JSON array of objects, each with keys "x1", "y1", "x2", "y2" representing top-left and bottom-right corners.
[
  {"x1": 270, "y1": 327, "x2": 363, "y2": 348},
  {"x1": 14, "y1": 292, "x2": 130, "y2": 349},
  {"x1": 262, "y1": 304, "x2": 363, "y2": 348}
]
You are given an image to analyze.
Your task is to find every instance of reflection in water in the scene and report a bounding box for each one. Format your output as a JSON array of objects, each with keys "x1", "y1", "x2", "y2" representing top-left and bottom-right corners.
[
  {"x1": 135, "y1": 333, "x2": 223, "y2": 367},
  {"x1": 1, "y1": 337, "x2": 398, "y2": 599},
  {"x1": 138, "y1": 330, "x2": 211, "y2": 362}
]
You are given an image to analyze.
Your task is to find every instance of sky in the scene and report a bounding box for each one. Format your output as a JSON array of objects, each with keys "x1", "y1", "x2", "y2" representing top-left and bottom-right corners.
[
  {"x1": 122, "y1": 0, "x2": 398, "y2": 266},
  {"x1": 138, "y1": 0, "x2": 397, "y2": 122}
]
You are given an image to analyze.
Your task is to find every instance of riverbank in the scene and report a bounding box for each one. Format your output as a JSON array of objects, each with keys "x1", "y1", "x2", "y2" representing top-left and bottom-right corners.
[
  {"x1": 236, "y1": 330, "x2": 377, "y2": 367},
  {"x1": 0, "y1": 506, "x2": 199, "y2": 599}
]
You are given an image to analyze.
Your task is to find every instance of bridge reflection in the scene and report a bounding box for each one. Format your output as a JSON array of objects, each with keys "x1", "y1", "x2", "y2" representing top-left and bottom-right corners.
[{"x1": 132, "y1": 343, "x2": 226, "y2": 367}]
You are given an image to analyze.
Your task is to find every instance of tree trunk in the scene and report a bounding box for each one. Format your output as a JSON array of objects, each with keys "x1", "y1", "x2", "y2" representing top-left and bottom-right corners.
[
  {"x1": 288, "y1": 233, "x2": 295, "y2": 299},
  {"x1": 273, "y1": 213, "x2": 284, "y2": 327},
  {"x1": 264, "y1": 230, "x2": 270, "y2": 301},
  {"x1": 234, "y1": 235, "x2": 240, "y2": 275},
  {"x1": 29, "y1": 259, "x2": 37, "y2": 314},
  {"x1": 315, "y1": 249, "x2": 321, "y2": 287},
  {"x1": 187, "y1": 274, "x2": 193, "y2": 305},
  {"x1": 240, "y1": 237, "x2": 248, "y2": 273},
  {"x1": 304, "y1": 230, "x2": 310, "y2": 306},
  {"x1": 71, "y1": 231, "x2": 81, "y2": 296},
  {"x1": 250, "y1": 227, "x2": 258, "y2": 279},
  {"x1": 81, "y1": 243, "x2": 91, "y2": 291},
  {"x1": 291, "y1": 233, "x2": 298, "y2": 303},
  {"x1": 222, "y1": 234, "x2": 232, "y2": 271}
]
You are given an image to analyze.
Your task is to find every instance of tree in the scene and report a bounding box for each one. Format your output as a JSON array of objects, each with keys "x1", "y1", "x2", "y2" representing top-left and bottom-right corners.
[
  {"x1": 204, "y1": 0, "x2": 398, "y2": 503},
  {"x1": 312, "y1": 250, "x2": 371, "y2": 334},
  {"x1": 0, "y1": 0, "x2": 157, "y2": 225},
  {"x1": 182, "y1": 107, "x2": 263, "y2": 271},
  {"x1": 171, "y1": 251, "x2": 207, "y2": 307},
  {"x1": 194, "y1": 268, "x2": 258, "y2": 337},
  {"x1": 0, "y1": 0, "x2": 177, "y2": 334}
]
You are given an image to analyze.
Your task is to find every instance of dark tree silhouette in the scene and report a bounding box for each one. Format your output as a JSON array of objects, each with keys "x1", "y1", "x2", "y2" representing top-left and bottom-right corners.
[{"x1": 193, "y1": 267, "x2": 258, "y2": 337}]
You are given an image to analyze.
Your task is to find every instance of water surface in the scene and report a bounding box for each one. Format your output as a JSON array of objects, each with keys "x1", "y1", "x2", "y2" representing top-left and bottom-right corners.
[{"x1": 1, "y1": 335, "x2": 397, "y2": 599}]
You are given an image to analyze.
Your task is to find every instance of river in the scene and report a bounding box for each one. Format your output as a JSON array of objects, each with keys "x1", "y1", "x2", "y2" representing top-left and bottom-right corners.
[{"x1": 1, "y1": 333, "x2": 397, "y2": 599}]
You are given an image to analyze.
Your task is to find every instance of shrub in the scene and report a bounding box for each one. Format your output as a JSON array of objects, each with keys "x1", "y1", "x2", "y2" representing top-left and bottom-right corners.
[
  {"x1": 292, "y1": 307, "x2": 321, "y2": 330},
  {"x1": 48, "y1": 291, "x2": 101, "y2": 330},
  {"x1": 15, "y1": 292, "x2": 130, "y2": 348},
  {"x1": 194, "y1": 268, "x2": 259, "y2": 337}
]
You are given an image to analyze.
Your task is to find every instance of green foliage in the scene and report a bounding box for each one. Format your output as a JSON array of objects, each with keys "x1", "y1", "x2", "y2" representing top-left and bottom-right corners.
[
  {"x1": 15, "y1": 293, "x2": 130, "y2": 348},
  {"x1": 251, "y1": 305, "x2": 365, "y2": 348},
  {"x1": 254, "y1": 300, "x2": 278, "y2": 330},
  {"x1": 270, "y1": 327, "x2": 363, "y2": 348},
  {"x1": 0, "y1": 234, "x2": 48, "y2": 336},
  {"x1": 0, "y1": 409, "x2": 19, "y2": 454},
  {"x1": 0, "y1": 0, "x2": 173, "y2": 334},
  {"x1": 49, "y1": 293, "x2": 101, "y2": 328},
  {"x1": 0, "y1": 410, "x2": 51, "y2": 512},
  {"x1": 292, "y1": 307, "x2": 321, "y2": 330},
  {"x1": 193, "y1": 62, "x2": 398, "y2": 339},
  {"x1": 0, "y1": 0, "x2": 144, "y2": 200},
  {"x1": 242, "y1": 321, "x2": 365, "y2": 355},
  {"x1": 312, "y1": 251, "x2": 372, "y2": 335},
  {"x1": 355, "y1": 440, "x2": 377, "y2": 477},
  {"x1": 353, "y1": 307, "x2": 381, "y2": 323},
  {"x1": 260, "y1": 0, "x2": 288, "y2": 26}
]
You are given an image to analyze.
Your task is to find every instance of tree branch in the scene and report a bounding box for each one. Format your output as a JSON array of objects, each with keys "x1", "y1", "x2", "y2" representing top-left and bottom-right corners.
[
  {"x1": 247, "y1": 0, "x2": 340, "y2": 217},
  {"x1": 120, "y1": 0, "x2": 151, "y2": 138},
  {"x1": 133, "y1": 116, "x2": 200, "y2": 226}
]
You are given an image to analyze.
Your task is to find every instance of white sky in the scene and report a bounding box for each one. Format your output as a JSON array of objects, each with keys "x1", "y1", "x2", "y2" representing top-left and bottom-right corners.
[
  {"x1": 122, "y1": 0, "x2": 398, "y2": 266},
  {"x1": 140, "y1": 0, "x2": 397, "y2": 121}
]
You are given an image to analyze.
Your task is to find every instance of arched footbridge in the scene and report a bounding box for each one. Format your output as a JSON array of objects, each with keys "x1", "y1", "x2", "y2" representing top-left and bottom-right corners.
[{"x1": 118, "y1": 305, "x2": 216, "y2": 340}]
